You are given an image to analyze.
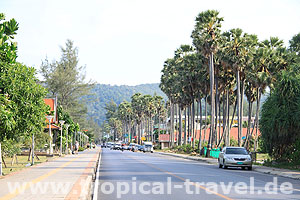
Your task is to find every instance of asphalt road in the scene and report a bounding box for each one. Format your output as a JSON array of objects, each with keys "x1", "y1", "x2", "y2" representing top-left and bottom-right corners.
[{"x1": 96, "y1": 148, "x2": 300, "y2": 200}]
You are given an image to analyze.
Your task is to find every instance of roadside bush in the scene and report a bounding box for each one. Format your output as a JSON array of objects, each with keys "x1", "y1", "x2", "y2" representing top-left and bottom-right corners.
[
  {"x1": 260, "y1": 71, "x2": 300, "y2": 163},
  {"x1": 230, "y1": 137, "x2": 238, "y2": 146},
  {"x1": 78, "y1": 146, "x2": 85, "y2": 152}
]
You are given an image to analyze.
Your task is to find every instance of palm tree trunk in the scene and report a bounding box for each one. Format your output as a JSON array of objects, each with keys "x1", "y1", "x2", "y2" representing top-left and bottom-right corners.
[
  {"x1": 170, "y1": 102, "x2": 173, "y2": 147},
  {"x1": 179, "y1": 106, "x2": 182, "y2": 145},
  {"x1": 218, "y1": 91, "x2": 227, "y2": 147},
  {"x1": 228, "y1": 98, "x2": 238, "y2": 146},
  {"x1": 158, "y1": 111, "x2": 161, "y2": 140},
  {"x1": 244, "y1": 100, "x2": 253, "y2": 149},
  {"x1": 219, "y1": 94, "x2": 221, "y2": 144},
  {"x1": 129, "y1": 121, "x2": 131, "y2": 143},
  {"x1": 192, "y1": 100, "x2": 196, "y2": 148},
  {"x1": 236, "y1": 70, "x2": 241, "y2": 146},
  {"x1": 187, "y1": 105, "x2": 190, "y2": 145},
  {"x1": 240, "y1": 80, "x2": 245, "y2": 146},
  {"x1": 172, "y1": 103, "x2": 175, "y2": 147},
  {"x1": 184, "y1": 108, "x2": 187, "y2": 145},
  {"x1": 198, "y1": 98, "x2": 203, "y2": 155},
  {"x1": 175, "y1": 104, "x2": 179, "y2": 145},
  {"x1": 150, "y1": 116, "x2": 153, "y2": 142},
  {"x1": 209, "y1": 52, "x2": 215, "y2": 149},
  {"x1": 254, "y1": 88, "x2": 261, "y2": 152},
  {"x1": 215, "y1": 76, "x2": 219, "y2": 147},
  {"x1": 225, "y1": 89, "x2": 229, "y2": 146},
  {"x1": 204, "y1": 96, "x2": 207, "y2": 145},
  {"x1": 195, "y1": 100, "x2": 199, "y2": 149}
]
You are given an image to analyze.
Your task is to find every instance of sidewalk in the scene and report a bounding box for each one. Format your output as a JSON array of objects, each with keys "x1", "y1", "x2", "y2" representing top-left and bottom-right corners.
[
  {"x1": 155, "y1": 151, "x2": 300, "y2": 180},
  {"x1": 0, "y1": 147, "x2": 101, "y2": 200}
]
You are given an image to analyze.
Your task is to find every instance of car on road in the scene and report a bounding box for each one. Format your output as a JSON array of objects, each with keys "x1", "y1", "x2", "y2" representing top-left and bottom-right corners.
[
  {"x1": 106, "y1": 142, "x2": 114, "y2": 148},
  {"x1": 110, "y1": 143, "x2": 115, "y2": 150},
  {"x1": 129, "y1": 143, "x2": 138, "y2": 152},
  {"x1": 138, "y1": 145, "x2": 145, "y2": 151},
  {"x1": 122, "y1": 145, "x2": 129, "y2": 150},
  {"x1": 143, "y1": 142, "x2": 154, "y2": 153},
  {"x1": 218, "y1": 147, "x2": 252, "y2": 170},
  {"x1": 112, "y1": 143, "x2": 122, "y2": 150}
]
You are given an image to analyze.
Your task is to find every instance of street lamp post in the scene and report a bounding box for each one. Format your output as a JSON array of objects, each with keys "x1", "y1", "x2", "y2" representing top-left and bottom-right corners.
[
  {"x1": 59, "y1": 120, "x2": 65, "y2": 156},
  {"x1": 46, "y1": 115, "x2": 54, "y2": 155},
  {"x1": 65, "y1": 124, "x2": 70, "y2": 154}
]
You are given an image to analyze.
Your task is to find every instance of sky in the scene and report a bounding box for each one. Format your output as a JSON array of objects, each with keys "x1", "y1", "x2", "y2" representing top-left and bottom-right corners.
[{"x1": 1, "y1": 0, "x2": 300, "y2": 86}]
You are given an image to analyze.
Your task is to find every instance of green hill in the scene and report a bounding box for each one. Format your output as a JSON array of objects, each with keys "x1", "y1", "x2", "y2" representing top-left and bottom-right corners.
[{"x1": 86, "y1": 83, "x2": 167, "y2": 125}]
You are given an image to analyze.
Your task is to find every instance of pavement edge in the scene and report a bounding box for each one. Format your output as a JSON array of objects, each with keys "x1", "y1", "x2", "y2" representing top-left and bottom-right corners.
[{"x1": 91, "y1": 147, "x2": 102, "y2": 200}]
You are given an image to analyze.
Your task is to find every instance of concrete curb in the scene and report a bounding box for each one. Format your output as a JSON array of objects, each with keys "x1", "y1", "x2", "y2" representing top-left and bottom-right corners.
[
  {"x1": 87, "y1": 148, "x2": 101, "y2": 200},
  {"x1": 92, "y1": 148, "x2": 102, "y2": 200},
  {"x1": 154, "y1": 151, "x2": 300, "y2": 180}
]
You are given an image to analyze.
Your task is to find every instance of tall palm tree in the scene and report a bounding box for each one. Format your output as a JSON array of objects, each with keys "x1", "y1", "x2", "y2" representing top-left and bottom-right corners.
[
  {"x1": 222, "y1": 28, "x2": 257, "y2": 146},
  {"x1": 192, "y1": 10, "x2": 223, "y2": 149}
]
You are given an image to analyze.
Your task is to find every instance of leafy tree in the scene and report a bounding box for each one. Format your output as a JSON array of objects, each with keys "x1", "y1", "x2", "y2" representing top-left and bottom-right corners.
[
  {"x1": 0, "y1": 14, "x2": 49, "y2": 163},
  {"x1": 0, "y1": 13, "x2": 18, "y2": 64},
  {"x1": 40, "y1": 40, "x2": 93, "y2": 126},
  {"x1": 105, "y1": 100, "x2": 118, "y2": 120},
  {"x1": 289, "y1": 33, "x2": 300, "y2": 54},
  {"x1": 1, "y1": 62, "x2": 49, "y2": 149},
  {"x1": 260, "y1": 71, "x2": 300, "y2": 162}
]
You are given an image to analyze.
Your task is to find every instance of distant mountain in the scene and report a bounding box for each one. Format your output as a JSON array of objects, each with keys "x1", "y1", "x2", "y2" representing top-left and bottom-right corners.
[{"x1": 86, "y1": 83, "x2": 167, "y2": 125}]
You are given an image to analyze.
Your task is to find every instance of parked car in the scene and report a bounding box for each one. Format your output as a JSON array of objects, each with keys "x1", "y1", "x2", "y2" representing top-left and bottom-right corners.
[
  {"x1": 218, "y1": 147, "x2": 252, "y2": 170},
  {"x1": 143, "y1": 142, "x2": 154, "y2": 153},
  {"x1": 129, "y1": 143, "x2": 138, "y2": 152},
  {"x1": 138, "y1": 145, "x2": 145, "y2": 151},
  {"x1": 122, "y1": 145, "x2": 129, "y2": 150},
  {"x1": 106, "y1": 142, "x2": 114, "y2": 148},
  {"x1": 113, "y1": 143, "x2": 122, "y2": 150},
  {"x1": 110, "y1": 143, "x2": 115, "y2": 150}
]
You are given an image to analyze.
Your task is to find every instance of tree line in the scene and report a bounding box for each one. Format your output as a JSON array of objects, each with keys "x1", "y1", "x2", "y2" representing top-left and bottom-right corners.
[
  {"x1": 102, "y1": 93, "x2": 167, "y2": 145},
  {"x1": 159, "y1": 10, "x2": 300, "y2": 158}
]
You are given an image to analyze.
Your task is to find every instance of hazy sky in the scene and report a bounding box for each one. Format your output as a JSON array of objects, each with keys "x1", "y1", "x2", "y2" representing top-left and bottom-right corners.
[{"x1": 1, "y1": 0, "x2": 300, "y2": 85}]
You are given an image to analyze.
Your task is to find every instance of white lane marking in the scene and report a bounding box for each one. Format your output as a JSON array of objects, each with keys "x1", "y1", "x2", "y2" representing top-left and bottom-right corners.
[{"x1": 92, "y1": 148, "x2": 102, "y2": 200}]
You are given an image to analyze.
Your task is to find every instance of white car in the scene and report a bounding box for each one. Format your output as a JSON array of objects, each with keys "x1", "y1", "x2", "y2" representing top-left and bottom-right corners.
[
  {"x1": 143, "y1": 142, "x2": 154, "y2": 153},
  {"x1": 218, "y1": 147, "x2": 252, "y2": 170}
]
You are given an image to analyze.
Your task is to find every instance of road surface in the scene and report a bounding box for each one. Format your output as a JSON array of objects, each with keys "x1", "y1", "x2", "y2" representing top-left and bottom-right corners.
[{"x1": 95, "y1": 148, "x2": 300, "y2": 200}]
